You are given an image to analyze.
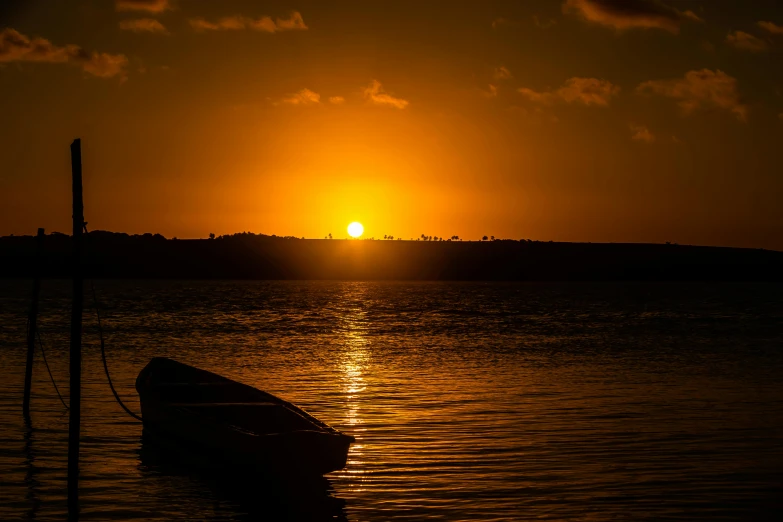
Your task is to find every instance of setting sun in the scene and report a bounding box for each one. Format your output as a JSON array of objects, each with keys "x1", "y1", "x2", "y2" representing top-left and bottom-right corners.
[{"x1": 347, "y1": 222, "x2": 364, "y2": 238}]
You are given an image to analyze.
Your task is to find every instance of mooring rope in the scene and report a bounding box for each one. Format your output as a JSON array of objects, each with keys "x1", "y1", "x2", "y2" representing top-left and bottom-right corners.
[
  {"x1": 26, "y1": 316, "x2": 70, "y2": 411},
  {"x1": 83, "y1": 224, "x2": 143, "y2": 422},
  {"x1": 36, "y1": 329, "x2": 70, "y2": 411},
  {"x1": 88, "y1": 280, "x2": 143, "y2": 422}
]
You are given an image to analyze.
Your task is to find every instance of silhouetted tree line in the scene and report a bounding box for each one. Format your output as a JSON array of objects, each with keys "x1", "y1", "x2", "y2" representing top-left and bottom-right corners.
[{"x1": 1, "y1": 230, "x2": 781, "y2": 281}]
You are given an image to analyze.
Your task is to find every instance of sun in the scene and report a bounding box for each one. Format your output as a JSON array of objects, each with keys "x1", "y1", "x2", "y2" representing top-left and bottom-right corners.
[{"x1": 347, "y1": 222, "x2": 364, "y2": 238}]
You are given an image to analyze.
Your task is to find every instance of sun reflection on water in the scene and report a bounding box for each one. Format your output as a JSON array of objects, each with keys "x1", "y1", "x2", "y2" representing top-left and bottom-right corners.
[{"x1": 337, "y1": 284, "x2": 372, "y2": 488}]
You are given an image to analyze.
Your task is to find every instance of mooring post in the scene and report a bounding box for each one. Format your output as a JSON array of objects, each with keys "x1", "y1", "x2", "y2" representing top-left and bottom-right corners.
[
  {"x1": 67, "y1": 139, "x2": 84, "y2": 520},
  {"x1": 23, "y1": 228, "x2": 45, "y2": 418}
]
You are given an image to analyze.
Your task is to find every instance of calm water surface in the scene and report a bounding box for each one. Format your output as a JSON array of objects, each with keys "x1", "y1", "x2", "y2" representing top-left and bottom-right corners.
[{"x1": 0, "y1": 280, "x2": 781, "y2": 520}]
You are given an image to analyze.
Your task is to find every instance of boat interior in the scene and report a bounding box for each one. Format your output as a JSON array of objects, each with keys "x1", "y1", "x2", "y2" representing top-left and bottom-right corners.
[
  {"x1": 172, "y1": 401, "x2": 318, "y2": 435},
  {"x1": 139, "y1": 358, "x2": 338, "y2": 436}
]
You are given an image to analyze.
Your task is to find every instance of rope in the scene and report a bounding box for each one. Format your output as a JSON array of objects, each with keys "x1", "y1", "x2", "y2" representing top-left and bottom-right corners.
[
  {"x1": 25, "y1": 316, "x2": 69, "y2": 411},
  {"x1": 83, "y1": 224, "x2": 143, "y2": 422},
  {"x1": 36, "y1": 329, "x2": 70, "y2": 411}
]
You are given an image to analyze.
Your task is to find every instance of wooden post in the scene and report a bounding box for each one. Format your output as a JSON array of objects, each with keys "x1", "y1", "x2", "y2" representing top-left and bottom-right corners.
[
  {"x1": 68, "y1": 139, "x2": 84, "y2": 520},
  {"x1": 23, "y1": 228, "x2": 45, "y2": 418}
]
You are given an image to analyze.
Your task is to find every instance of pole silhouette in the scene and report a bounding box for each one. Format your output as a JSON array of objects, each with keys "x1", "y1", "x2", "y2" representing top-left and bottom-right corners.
[
  {"x1": 23, "y1": 228, "x2": 45, "y2": 418},
  {"x1": 67, "y1": 139, "x2": 84, "y2": 520}
]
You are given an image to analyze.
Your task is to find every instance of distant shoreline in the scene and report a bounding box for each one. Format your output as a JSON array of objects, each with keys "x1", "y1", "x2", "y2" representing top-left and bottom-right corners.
[{"x1": 2, "y1": 231, "x2": 781, "y2": 281}]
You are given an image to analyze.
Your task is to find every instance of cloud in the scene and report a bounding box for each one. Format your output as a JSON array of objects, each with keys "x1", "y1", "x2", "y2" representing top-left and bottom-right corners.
[
  {"x1": 281, "y1": 88, "x2": 320, "y2": 105},
  {"x1": 78, "y1": 52, "x2": 128, "y2": 78},
  {"x1": 116, "y1": 0, "x2": 170, "y2": 13},
  {"x1": 189, "y1": 12, "x2": 307, "y2": 33},
  {"x1": 363, "y1": 80, "x2": 409, "y2": 109},
  {"x1": 557, "y1": 78, "x2": 620, "y2": 105},
  {"x1": 630, "y1": 124, "x2": 655, "y2": 143},
  {"x1": 484, "y1": 84, "x2": 498, "y2": 98},
  {"x1": 562, "y1": 0, "x2": 703, "y2": 33},
  {"x1": 189, "y1": 17, "x2": 245, "y2": 31},
  {"x1": 638, "y1": 69, "x2": 747, "y2": 121},
  {"x1": 726, "y1": 30, "x2": 768, "y2": 52},
  {"x1": 119, "y1": 18, "x2": 169, "y2": 34},
  {"x1": 274, "y1": 12, "x2": 308, "y2": 31},
  {"x1": 1, "y1": 28, "x2": 72, "y2": 63},
  {"x1": 0, "y1": 28, "x2": 127, "y2": 79},
  {"x1": 758, "y1": 21, "x2": 783, "y2": 35},
  {"x1": 493, "y1": 66, "x2": 512, "y2": 81},
  {"x1": 328, "y1": 96, "x2": 345, "y2": 105},
  {"x1": 517, "y1": 88, "x2": 557, "y2": 105},
  {"x1": 518, "y1": 77, "x2": 620, "y2": 107}
]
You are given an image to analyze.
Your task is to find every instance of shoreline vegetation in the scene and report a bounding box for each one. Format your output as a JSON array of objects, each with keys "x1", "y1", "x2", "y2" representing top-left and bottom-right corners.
[{"x1": 2, "y1": 231, "x2": 781, "y2": 281}]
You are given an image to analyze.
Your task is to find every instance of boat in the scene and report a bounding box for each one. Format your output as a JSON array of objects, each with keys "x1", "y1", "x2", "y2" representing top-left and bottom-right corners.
[{"x1": 135, "y1": 357, "x2": 354, "y2": 476}]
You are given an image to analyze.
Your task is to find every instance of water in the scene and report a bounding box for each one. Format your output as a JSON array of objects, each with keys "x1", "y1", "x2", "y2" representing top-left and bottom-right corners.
[{"x1": 0, "y1": 280, "x2": 781, "y2": 520}]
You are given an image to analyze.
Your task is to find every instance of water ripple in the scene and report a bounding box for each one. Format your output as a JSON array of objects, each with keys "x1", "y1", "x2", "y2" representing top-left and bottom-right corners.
[{"x1": 0, "y1": 280, "x2": 781, "y2": 520}]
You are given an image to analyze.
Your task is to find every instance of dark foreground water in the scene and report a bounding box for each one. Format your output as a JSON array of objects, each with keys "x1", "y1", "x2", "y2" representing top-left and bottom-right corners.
[{"x1": 0, "y1": 280, "x2": 781, "y2": 521}]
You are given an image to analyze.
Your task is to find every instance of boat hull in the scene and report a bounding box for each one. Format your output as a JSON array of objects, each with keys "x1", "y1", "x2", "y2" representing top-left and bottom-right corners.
[{"x1": 136, "y1": 358, "x2": 354, "y2": 476}]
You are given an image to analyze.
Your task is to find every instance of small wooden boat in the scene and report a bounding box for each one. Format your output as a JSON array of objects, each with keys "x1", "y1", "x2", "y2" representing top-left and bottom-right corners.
[{"x1": 135, "y1": 357, "x2": 354, "y2": 476}]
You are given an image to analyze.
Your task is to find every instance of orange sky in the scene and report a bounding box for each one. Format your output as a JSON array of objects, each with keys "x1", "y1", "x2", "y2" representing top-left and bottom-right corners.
[{"x1": 1, "y1": 0, "x2": 782, "y2": 248}]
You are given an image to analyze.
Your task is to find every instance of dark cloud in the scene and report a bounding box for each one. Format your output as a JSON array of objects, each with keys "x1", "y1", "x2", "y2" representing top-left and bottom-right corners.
[
  {"x1": 726, "y1": 30, "x2": 768, "y2": 52},
  {"x1": 630, "y1": 124, "x2": 655, "y2": 143},
  {"x1": 119, "y1": 18, "x2": 169, "y2": 34},
  {"x1": 518, "y1": 77, "x2": 620, "y2": 107},
  {"x1": 758, "y1": 21, "x2": 783, "y2": 35},
  {"x1": 0, "y1": 28, "x2": 127, "y2": 79},
  {"x1": 563, "y1": 0, "x2": 703, "y2": 33},
  {"x1": 493, "y1": 66, "x2": 512, "y2": 81},
  {"x1": 189, "y1": 12, "x2": 307, "y2": 33},
  {"x1": 115, "y1": 0, "x2": 171, "y2": 13}
]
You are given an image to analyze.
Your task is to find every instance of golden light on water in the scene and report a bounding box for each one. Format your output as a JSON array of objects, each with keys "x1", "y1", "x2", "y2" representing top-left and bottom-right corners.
[
  {"x1": 347, "y1": 222, "x2": 364, "y2": 238},
  {"x1": 337, "y1": 283, "x2": 370, "y2": 489}
]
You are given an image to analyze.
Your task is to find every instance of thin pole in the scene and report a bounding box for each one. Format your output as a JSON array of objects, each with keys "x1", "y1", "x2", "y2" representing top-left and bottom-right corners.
[
  {"x1": 23, "y1": 228, "x2": 45, "y2": 418},
  {"x1": 68, "y1": 139, "x2": 83, "y2": 520}
]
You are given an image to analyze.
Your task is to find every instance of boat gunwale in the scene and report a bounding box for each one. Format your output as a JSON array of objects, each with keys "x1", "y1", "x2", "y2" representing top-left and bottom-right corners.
[{"x1": 136, "y1": 357, "x2": 355, "y2": 442}]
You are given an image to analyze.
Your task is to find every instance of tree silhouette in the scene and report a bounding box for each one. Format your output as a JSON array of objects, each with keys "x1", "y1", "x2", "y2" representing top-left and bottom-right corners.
[
  {"x1": 491, "y1": 235, "x2": 495, "y2": 241},
  {"x1": 208, "y1": 233, "x2": 215, "y2": 239},
  {"x1": 482, "y1": 235, "x2": 488, "y2": 241},
  {"x1": 328, "y1": 233, "x2": 333, "y2": 239}
]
